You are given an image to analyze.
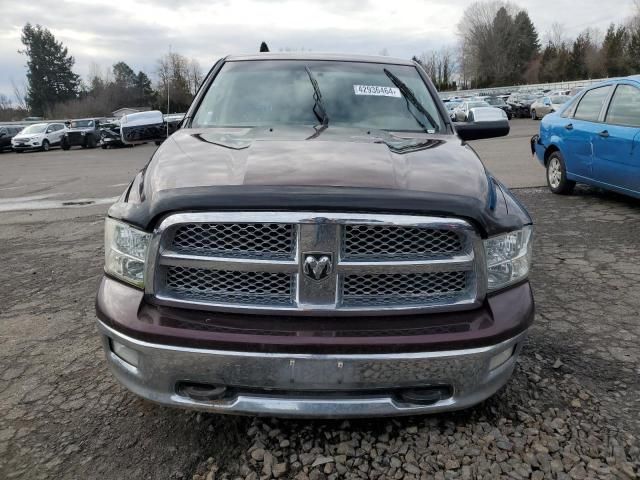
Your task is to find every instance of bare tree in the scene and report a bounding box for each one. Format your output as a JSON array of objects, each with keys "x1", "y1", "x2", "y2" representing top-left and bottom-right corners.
[
  {"x1": 187, "y1": 59, "x2": 203, "y2": 96},
  {"x1": 0, "y1": 94, "x2": 12, "y2": 110},
  {"x1": 546, "y1": 22, "x2": 568, "y2": 48},
  {"x1": 11, "y1": 79, "x2": 28, "y2": 110}
]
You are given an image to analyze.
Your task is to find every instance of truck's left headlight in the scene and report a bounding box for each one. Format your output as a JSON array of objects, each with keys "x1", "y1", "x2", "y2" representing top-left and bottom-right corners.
[
  {"x1": 484, "y1": 226, "x2": 532, "y2": 291},
  {"x1": 104, "y1": 218, "x2": 151, "y2": 288}
]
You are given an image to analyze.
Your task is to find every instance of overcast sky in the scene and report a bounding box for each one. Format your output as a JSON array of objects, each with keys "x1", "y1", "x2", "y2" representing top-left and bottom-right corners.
[{"x1": 1, "y1": 0, "x2": 637, "y2": 99}]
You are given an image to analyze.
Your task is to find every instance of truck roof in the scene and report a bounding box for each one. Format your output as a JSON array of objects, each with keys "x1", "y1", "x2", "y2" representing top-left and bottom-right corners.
[{"x1": 224, "y1": 52, "x2": 415, "y2": 66}]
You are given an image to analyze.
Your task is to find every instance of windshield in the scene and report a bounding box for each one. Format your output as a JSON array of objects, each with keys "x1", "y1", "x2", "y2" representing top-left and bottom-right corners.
[
  {"x1": 21, "y1": 124, "x2": 47, "y2": 134},
  {"x1": 485, "y1": 97, "x2": 506, "y2": 106},
  {"x1": 192, "y1": 60, "x2": 444, "y2": 133},
  {"x1": 551, "y1": 96, "x2": 570, "y2": 104},
  {"x1": 520, "y1": 94, "x2": 537, "y2": 101},
  {"x1": 468, "y1": 101, "x2": 490, "y2": 108},
  {"x1": 71, "y1": 120, "x2": 94, "y2": 128}
]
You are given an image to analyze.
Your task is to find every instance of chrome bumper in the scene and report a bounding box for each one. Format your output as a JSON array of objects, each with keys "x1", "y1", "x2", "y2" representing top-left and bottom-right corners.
[{"x1": 97, "y1": 320, "x2": 526, "y2": 418}]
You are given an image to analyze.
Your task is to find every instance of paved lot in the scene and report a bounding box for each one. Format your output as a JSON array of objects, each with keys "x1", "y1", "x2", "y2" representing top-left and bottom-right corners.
[{"x1": 1, "y1": 120, "x2": 638, "y2": 479}]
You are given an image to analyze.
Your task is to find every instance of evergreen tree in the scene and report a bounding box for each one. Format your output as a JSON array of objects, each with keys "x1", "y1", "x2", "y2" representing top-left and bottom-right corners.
[
  {"x1": 513, "y1": 11, "x2": 540, "y2": 81},
  {"x1": 629, "y1": 27, "x2": 640, "y2": 73},
  {"x1": 260, "y1": 42, "x2": 270, "y2": 52},
  {"x1": 20, "y1": 23, "x2": 80, "y2": 116},
  {"x1": 602, "y1": 24, "x2": 630, "y2": 76},
  {"x1": 134, "y1": 71, "x2": 155, "y2": 106},
  {"x1": 491, "y1": 7, "x2": 516, "y2": 85},
  {"x1": 113, "y1": 61, "x2": 137, "y2": 89},
  {"x1": 569, "y1": 32, "x2": 592, "y2": 80}
]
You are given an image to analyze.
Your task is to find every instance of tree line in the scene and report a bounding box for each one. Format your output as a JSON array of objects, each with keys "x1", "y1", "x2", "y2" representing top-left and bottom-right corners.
[
  {"x1": 456, "y1": 1, "x2": 640, "y2": 89},
  {"x1": 4, "y1": 5, "x2": 640, "y2": 120},
  {"x1": 0, "y1": 23, "x2": 204, "y2": 121}
]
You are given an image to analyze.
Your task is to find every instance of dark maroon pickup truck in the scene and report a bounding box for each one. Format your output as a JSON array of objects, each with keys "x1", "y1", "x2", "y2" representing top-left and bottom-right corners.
[{"x1": 96, "y1": 53, "x2": 533, "y2": 417}]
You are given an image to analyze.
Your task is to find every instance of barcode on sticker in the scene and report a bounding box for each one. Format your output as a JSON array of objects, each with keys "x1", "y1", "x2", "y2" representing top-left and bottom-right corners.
[{"x1": 353, "y1": 85, "x2": 401, "y2": 97}]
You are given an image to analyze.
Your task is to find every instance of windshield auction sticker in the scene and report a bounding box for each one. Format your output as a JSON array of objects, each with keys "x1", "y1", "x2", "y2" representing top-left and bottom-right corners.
[{"x1": 353, "y1": 85, "x2": 401, "y2": 97}]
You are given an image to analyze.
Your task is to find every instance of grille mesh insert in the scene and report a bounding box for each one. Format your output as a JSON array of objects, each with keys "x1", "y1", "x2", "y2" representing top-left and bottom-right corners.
[
  {"x1": 344, "y1": 225, "x2": 463, "y2": 259},
  {"x1": 165, "y1": 266, "x2": 293, "y2": 305},
  {"x1": 342, "y1": 271, "x2": 468, "y2": 306},
  {"x1": 172, "y1": 223, "x2": 295, "y2": 259}
]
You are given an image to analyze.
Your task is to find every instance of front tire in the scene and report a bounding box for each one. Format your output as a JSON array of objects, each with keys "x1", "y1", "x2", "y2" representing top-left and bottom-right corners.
[
  {"x1": 546, "y1": 151, "x2": 575, "y2": 195},
  {"x1": 41, "y1": 140, "x2": 50, "y2": 152}
]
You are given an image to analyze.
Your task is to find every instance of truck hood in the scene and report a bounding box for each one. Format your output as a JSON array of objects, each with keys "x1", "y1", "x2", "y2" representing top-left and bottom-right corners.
[{"x1": 110, "y1": 126, "x2": 531, "y2": 236}]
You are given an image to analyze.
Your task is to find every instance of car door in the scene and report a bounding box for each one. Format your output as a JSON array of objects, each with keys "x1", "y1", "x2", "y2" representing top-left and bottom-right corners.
[
  {"x1": 592, "y1": 83, "x2": 640, "y2": 193},
  {"x1": 539, "y1": 97, "x2": 551, "y2": 116},
  {"x1": 54, "y1": 124, "x2": 65, "y2": 144},
  {"x1": 561, "y1": 85, "x2": 612, "y2": 180}
]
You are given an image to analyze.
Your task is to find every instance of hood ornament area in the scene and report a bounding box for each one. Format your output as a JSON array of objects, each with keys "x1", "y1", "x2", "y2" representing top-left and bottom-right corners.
[{"x1": 302, "y1": 253, "x2": 333, "y2": 281}]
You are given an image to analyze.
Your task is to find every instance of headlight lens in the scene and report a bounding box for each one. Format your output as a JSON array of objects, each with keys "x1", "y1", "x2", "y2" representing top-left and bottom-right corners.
[
  {"x1": 104, "y1": 218, "x2": 151, "y2": 288},
  {"x1": 484, "y1": 226, "x2": 532, "y2": 291}
]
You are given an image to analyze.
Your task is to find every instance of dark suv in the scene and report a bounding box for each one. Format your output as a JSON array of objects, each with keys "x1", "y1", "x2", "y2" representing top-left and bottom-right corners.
[
  {"x1": 62, "y1": 118, "x2": 101, "y2": 149},
  {"x1": 0, "y1": 125, "x2": 23, "y2": 152},
  {"x1": 96, "y1": 53, "x2": 533, "y2": 417}
]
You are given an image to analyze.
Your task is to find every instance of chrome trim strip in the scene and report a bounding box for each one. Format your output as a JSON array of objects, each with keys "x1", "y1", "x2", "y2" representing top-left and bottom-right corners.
[
  {"x1": 147, "y1": 212, "x2": 485, "y2": 316},
  {"x1": 336, "y1": 256, "x2": 475, "y2": 274},
  {"x1": 159, "y1": 252, "x2": 299, "y2": 273}
]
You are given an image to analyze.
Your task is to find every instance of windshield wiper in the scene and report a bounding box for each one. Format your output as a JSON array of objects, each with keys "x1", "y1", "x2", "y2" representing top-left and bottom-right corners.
[
  {"x1": 383, "y1": 68, "x2": 439, "y2": 133},
  {"x1": 305, "y1": 66, "x2": 329, "y2": 139}
]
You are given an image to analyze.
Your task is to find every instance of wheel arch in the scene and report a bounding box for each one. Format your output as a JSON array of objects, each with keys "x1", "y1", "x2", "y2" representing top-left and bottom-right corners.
[{"x1": 543, "y1": 144, "x2": 561, "y2": 167}]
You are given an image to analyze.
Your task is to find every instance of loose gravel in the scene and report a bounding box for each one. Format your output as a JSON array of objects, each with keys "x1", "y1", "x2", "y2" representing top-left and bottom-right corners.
[
  {"x1": 1, "y1": 186, "x2": 639, "y2": 479},
  {"x1": 191, "y1": 351, "x2": 638, "y2": 480}
]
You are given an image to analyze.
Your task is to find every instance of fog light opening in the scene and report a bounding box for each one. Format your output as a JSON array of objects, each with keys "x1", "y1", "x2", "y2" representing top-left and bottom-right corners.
[
  {"x1": 177, "y1": 382, "x2": 228, "y2": 401},
  {"x1": 396, "y1": 386, "x2": 452, "y2": 406},
  {"x1": 110, "y1": 339, "x2": 140, "y2": 368},
  {"x1": 489, "y1": 345, "x2": 516, "y2": 371}
]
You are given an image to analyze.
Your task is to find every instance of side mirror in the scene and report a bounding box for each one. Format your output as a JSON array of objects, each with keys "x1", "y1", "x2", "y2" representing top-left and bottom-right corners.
[
  {"x1": 120, "y1": 110, "x2": 167, "y2": 145},
  {"x1": 455, "y1": 107, "x2": 510, "y2": 141}
]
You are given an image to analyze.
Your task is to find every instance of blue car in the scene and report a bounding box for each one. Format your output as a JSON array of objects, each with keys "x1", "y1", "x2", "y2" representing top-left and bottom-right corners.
[{"x1": 532, "y1": 76, "x2": 640, "y2": 197}]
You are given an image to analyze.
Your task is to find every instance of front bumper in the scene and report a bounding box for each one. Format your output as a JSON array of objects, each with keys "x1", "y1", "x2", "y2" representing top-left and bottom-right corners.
[
  {"x1": 96, "y1": 275, "x2": 533, "y2": 417},
  {"x1": 98, "y1": 319, "x2": 526, "y2": 417}
]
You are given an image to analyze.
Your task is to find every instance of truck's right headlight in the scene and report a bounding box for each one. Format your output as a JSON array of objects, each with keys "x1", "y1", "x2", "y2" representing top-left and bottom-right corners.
[
  {"x1": 484, "y1": 226, "x2": 532, "y2": 291},
  {"x1": 104, "y1": 218, "x2": 151, "y2": 288}
]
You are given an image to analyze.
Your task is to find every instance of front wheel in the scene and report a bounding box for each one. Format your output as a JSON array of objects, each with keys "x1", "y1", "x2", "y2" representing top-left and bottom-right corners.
[
  {"x1": 41, "y1": 140, "x2": 50, "y2": 152},
  {"x1": 546, "y1": 151, "x2": 575, "y2": 195}
]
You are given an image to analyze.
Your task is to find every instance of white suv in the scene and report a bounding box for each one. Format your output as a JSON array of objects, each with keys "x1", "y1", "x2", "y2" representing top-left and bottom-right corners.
[{"x1": 11, "y1": 122, "x2": 67, "y2": 152}]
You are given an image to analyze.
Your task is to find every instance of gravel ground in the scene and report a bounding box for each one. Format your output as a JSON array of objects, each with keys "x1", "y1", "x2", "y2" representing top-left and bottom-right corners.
[{"x1": 1, "y1": 185, "x2": 639, "y2": 479}]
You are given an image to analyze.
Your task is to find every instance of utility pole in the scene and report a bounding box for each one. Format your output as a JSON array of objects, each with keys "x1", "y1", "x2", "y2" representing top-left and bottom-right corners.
[{"x1": 167, "y1": 44, "x2": 171, "y2": 137}]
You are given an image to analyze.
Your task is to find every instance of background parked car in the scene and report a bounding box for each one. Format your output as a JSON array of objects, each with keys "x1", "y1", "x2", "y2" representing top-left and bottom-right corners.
[
  {"x1": 0, "y1": 125, "x2": 24, "y2": 152},
  {"x1": 530, "y1": 95, "x2": 571, "y2": 119},
  {"x1": 99, "y1": 121, "x2": 131, "y2": 149},
  {"x1": 532, "y1": 76, "x2": 640, "y2": 197},
  {"x1": 484, "y1": 96, "x2": 513, "y2": 119},
  {"x1": 11, "y1": 122, "x2": 67, "y2": 152},
  {"x1": 61, "y1": 118, "x2": 101, "y2": 150},
  {"x1": 453, "y1": 100, "x2": 492, "y2": 121},
  {"x1": 507, "y1": 93, "x2": 537, "y2": 118},
  {"x1": 444, "y1": 101, "x2": 462, "y2": 120}
]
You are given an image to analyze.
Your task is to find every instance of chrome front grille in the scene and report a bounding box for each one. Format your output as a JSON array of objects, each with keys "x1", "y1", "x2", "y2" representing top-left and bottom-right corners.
[
  {"x1": 165, "y1": 267, "x2": 293, "y2": 306},
  {"x1": 172, "y1": 223, "x2": 295, "y2": 259},
  {"x1": 149, "y1": 212, "x2": 485, "y2": 315},
  {"x1": 342, "y1": 271, "x2": 469, "y2": 307},
  {"x1": 343, "y1": 225, "x2": 463, "y2": 259}
]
